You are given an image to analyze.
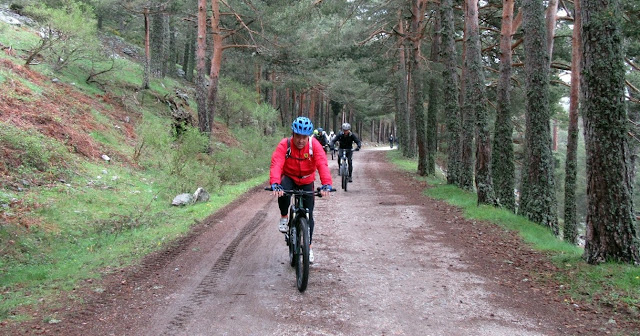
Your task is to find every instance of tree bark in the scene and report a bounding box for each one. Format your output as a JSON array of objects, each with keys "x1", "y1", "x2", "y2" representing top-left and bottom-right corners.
[
  {"x1": 545, "y1": 0, "x2": 559, "y2": 66},
  {"x1": 150, "y1": 4, "x2": 165, "y2": 78},
  {"x1": 519, "y1": 0, "x2": 558, "y2": 234},
  {"x1": 581, "y1": 0, "x2": 640, "y2": 264},
  {"x1": 563, "y1": 0, "x2": 581, "y2": 245},
  {"x1": 206, "y1": 0, "x2": 223, "y2": 138},
  {"x1": 410, "y1": 0, "x2": 428, "y2": 176},
  {"x1": 426, "y1": 4, "x2": 441, "y2": 176},
  {"x1": 182, "y1": 25, "x2": 193, "y2": 82},
  {"x1": 459, "y1": 0, "x2": 475, "y2": 191},
  {"x1": 440, "y1": 0, "x2": 462, "y2": 186},
  {"x1": 492, "y1": 0, "x2": 516, "y2": 211},
  {"x1": 396, "y1": 10, "x2": 410, "y2": 158},
  {"x1": 465, "y1": 0, "x2": 496, "y2": 205},
  {"x1": 142, "y1": 7, "x2": 151, "y2": 90},
  {"x1": 195, "y1": 0, "x2": 209, "y2": 134}
]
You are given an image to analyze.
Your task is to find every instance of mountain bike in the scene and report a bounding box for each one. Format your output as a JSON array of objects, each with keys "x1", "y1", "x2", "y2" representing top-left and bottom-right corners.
[
  {"x1": 337, "y1": 148, "x2": 358, "y2": 191},
  {"x1": 266, "y1": 186, "x2": 335, "y2": 292}
]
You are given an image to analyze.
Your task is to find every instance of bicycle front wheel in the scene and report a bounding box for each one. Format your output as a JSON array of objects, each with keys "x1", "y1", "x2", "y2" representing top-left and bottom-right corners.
[
  {"x1": 295, "y1": 217, "x2": 310, "y2": 292},
  {"x1": 340, "y1": 162, "x2": 348, "y2": 191},
  {"x1": 288, "y1": 226, "x2": 296, "y2": 267}
]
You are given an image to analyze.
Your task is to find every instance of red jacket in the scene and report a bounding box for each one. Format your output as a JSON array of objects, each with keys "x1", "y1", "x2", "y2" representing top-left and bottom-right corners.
[{"x1": 270, "y1": 137, "x2": 333, "y2": 186}]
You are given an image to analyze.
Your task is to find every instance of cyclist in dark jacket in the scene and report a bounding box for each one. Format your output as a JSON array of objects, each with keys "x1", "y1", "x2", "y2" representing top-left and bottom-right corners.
[{"x1": 329, "y1": 123, "x2": 362, "y2": 182}]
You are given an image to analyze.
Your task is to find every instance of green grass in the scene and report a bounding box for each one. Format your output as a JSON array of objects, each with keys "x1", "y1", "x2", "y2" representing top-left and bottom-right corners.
[
  {"x1": 0, "y1": 164, "x2": 268, "y2": 321},
  {"x1": 386, "y1": 150, "x2": 640, "y2": 318},
  {"x1": 0, "y1": 21, "x2": 41, "y2": 55},
  {"x1": 0, "y1": 122, "x2": 69, "y2": 177}
]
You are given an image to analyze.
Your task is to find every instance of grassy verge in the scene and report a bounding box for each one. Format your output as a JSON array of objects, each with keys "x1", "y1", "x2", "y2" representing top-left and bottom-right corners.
[
  {"x1": 0, "y1": 169, "x2": 267, "y2": 322},
  {"x1": 385, "y1": 150, "x2": 640, "y2": 318}
]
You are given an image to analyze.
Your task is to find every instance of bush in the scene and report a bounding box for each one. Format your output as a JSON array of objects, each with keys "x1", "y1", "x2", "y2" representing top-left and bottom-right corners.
[
  {"x1": 23, "y1": 0, "x2": 101, "y2": 71},
  {"x1": 212, "y1": 128, "x2": 278, "y2": 184},
  {"x1": 166, "y1": 127, "x2": 220, "y2": 193}
]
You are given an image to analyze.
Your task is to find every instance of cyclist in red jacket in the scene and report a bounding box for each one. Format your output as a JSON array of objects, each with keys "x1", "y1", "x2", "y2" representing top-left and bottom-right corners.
[{"x1": 270, "y1": 116, "x2": 333, "y2": 263}]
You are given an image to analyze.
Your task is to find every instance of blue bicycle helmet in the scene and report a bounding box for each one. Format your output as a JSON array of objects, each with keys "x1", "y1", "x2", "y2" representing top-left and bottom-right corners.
[{"x1": 291, "y1": 116, "x2": 314, "y2": 136}]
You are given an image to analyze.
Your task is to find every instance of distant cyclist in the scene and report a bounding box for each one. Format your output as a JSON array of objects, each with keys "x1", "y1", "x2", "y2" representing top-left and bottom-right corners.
[
  {"x1": 329, "y1": 123, "x2": 362, "y2": 182},
  {"x1": 314, "y1": 128, "x2": 329, "y2": 152},
  {"x1": 389, "y1": 134, "x2": 394, "y2": 148},
  {"x1": 270, "y1": 117, "x2": 333, "y2": 263}
]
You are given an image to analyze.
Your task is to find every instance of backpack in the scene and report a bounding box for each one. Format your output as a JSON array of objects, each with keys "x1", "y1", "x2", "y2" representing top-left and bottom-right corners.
[{"x1": 285, "y1": 136, "x2": 313, "y2": 160}]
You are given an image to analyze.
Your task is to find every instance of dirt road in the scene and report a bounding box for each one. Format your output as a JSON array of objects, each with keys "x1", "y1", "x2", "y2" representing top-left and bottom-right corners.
[{"x1": 26, "y1": 147, "x2": 633, "y2": 335}]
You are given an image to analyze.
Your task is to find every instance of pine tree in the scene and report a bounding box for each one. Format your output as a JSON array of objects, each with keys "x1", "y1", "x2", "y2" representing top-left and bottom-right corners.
[
  {"x1": 581, "y1": 0, "x2": 640, "y2": 264},
  {"x1": 440, "y1": 0, "x2": 462, "y2": 185},
  {"x1": 518, "y1": 0, "x2": 558, "y2": 234},
  {"x1": 492, "y1": 0, "x2": 516, "y2": 211}
]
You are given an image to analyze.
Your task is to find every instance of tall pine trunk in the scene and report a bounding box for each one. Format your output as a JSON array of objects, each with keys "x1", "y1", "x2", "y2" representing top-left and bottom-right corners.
[
  {"x1": 459, "y1": 0, "x2": 476, "y2": 192},
  {"x1": 411, "y1": 0, "x2": 428, "y2": 176},
  {"x1": 492, "y1": 0, "x2": 516, "y2": 211},
  {"x1": 519, "y1": 0, "x2": 558, "y2": 234},
  {"x1": 195, "y1": 0, "x2": 209, "y2": 134},
  {"x1": 396, "y1": 10, "x2": 410, "y2": 157},
  {"x1": 440, "y1": 0, "x2": 462, "y2": 185},
  {"x1": 150, "y1": 4, "x2": 165, "y2": 78},
  {"x1": 142, "y1": 7, "x2": 151, "y2": 90},
  {"x1": 581, "y1": 0, "x2": 640, "y2": 264},
  {"x1": 206, "y1": 0, "x2": 223, "y2": 139},
  {"x1": 426, "y1": 6, "x2": 441, "y2": 176},
  {"x1": 563, "y1": 0, "x2": 581, "y2": 245},
  {"x1": 465, "y1": 0, "x2": 496, "y2": 205}
]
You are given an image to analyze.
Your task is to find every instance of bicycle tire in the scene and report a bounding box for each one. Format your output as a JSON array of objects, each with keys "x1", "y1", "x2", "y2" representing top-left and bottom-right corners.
[
  {"x1": 288, "y1": 226, "x2": 296, "y2": 267},
  {"x1": 295, "y1": 217, "x2": 310, "y2": 292},
  {"x1": 342, "y1": 172, "x2": 348, "y2": 191},
  {"x1": 340, "y1": 161, "x2": 348, "y2": 191}
]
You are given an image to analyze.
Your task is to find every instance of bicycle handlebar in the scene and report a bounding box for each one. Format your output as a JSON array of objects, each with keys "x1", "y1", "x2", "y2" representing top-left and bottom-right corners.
[{"x1": 264, "y1": 187, "x2": 337, "y2": 195}]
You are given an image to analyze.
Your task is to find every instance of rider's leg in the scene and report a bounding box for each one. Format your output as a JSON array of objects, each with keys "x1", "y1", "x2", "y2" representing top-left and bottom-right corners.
[
  {"x1": 277, "y1": 176, "x2": 295, "y2": 215},
  {"x1": 300, "y1": 182, "x2": 315, "y2": 244},
  {"x1": 347, "y1": 151, "x2": 354, "y2": 182},
  {"x1": 301, "y1": 182, "x2": 316, "y2": 263},
  {"x1": 277, "y1": 176, "x2": 295, "y2": 232}
]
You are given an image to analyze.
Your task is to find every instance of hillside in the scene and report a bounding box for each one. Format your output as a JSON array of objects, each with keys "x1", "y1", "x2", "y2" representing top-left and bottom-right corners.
[{"x1": 0, "y1": 5, "x2": 278, "y2": 326}]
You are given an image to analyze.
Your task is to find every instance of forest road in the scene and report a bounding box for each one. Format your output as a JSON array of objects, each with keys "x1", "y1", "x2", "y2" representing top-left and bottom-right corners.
[{"x1": 43, "y1": 147, "x2": 628, "y2": 336}]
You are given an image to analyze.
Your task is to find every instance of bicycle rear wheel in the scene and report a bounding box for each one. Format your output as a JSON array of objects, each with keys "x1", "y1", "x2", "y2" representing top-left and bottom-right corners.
[{"x1": 295, "y1": 217, "x2": 310, "y2": 292}]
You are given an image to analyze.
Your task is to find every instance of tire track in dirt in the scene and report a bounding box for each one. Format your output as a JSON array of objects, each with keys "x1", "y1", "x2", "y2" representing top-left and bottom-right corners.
[{"x1": 160, "y1": 204, "x2": 269, "y2": 335}]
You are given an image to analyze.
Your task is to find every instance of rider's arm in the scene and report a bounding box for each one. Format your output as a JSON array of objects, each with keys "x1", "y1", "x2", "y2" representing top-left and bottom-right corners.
[
  {"x1": 269, "y1": 138, "x2": 288, "y2": 185},
  {"x1": 354, "y1": 134, "x2": 362, "y2": 149},
  {"x1": 329, "y1": 133, "x2": 341, "y2": 149}
]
